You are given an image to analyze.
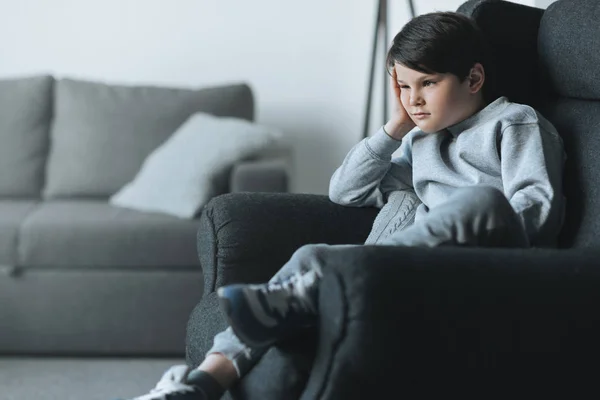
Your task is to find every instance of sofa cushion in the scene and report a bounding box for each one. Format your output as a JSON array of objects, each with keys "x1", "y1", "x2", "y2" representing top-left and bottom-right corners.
[
  {"x1": 0, "y1": 201, "x2": 39, "y2": 266},
  {"x1": 0, "y1": 75, "x2": 53, "y2": 197},
  {"x1": 538, "y1": 0, "x2": 600, "y2": 100},
  {"x1": 18, "y1": 201, "x2": 202, "y2": 268},
  {"x1": 43, "y1": 79, "x2": 254, "y2": 198}
]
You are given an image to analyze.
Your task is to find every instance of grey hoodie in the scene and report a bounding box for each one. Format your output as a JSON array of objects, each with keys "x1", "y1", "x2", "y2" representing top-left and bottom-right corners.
[{"x1": 329, "y1": 96, "x2": 566, "y2": 247}]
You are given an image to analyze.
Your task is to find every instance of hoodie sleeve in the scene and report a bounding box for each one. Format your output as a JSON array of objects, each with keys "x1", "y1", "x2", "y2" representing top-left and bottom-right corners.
[
  {"x1": 500, "y1": 121, "x2": 566, "y2": 245},
  {"x1": 329, "y1": 127, "x2": 414, "y2": 209}
]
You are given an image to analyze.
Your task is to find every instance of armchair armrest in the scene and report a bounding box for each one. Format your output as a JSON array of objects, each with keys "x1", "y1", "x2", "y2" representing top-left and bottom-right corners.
[
  {"x1": 229, "y1": 146, "x2": 292, "y2": 193},
  {"x1": 197, "y1": 192, "x2": 379, "y2": 295},
  {"x1": 189, "y1": 192, "x2": 376, "y2": 375},
  {"x1": 303, "y1": 245, "x2": 600, "y2": 399}
]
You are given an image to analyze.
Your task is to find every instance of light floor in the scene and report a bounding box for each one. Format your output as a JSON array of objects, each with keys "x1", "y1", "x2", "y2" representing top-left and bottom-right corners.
[{"x1": 0, "y1": 357, "x2": 185, "y2": 400}]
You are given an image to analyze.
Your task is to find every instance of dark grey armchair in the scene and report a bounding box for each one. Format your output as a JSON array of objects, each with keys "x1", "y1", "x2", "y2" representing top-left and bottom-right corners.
[{"x1": 187, "y1": 0, "x2": 600, "y2": 398}]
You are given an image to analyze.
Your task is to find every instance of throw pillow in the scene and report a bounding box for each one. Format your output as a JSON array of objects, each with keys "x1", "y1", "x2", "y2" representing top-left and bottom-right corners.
[{"x1": 109, "y1": 113, "x2": 282, "y2": 218}]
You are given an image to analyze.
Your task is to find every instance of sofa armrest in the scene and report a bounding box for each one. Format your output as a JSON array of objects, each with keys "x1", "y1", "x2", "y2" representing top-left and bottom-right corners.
[
  {"x1": 197, "y1": 192, "x2": 379, "y2": 295},
  {"x1": 229, "y1": 146, "x2": 292, "y2": 193},
  {"x1": 303, "y1": 245, "x2": 600, "y2": 399},
  {"x1": 230, "y1": 157, "x2": 289, "y2": 193}
]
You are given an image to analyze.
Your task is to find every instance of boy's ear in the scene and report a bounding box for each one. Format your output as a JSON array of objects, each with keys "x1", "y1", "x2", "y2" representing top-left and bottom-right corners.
[{"x1": 468, "y1": 63, "x2": 485, "y2": 94}]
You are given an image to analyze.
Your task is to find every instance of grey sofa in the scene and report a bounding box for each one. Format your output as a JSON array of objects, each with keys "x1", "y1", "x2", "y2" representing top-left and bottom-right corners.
[
  {"x1": 187, "y1": 0, "x2": 600, "y2": 398},
  {"x1": 0, "y1": 76, "x2": 290, "y2": 356}
]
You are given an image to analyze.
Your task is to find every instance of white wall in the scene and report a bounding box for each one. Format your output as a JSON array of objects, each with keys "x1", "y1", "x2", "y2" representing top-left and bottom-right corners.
[
  {"x1": 535, "y1": 0, "x2": 557, "y2": 9},
  {"x1": 0, "y1": 0, "x2": 537, "y2": 195}
]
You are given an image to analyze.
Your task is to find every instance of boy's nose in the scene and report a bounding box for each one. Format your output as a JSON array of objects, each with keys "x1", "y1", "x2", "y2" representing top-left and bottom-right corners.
[{"x1": 409, "y1": 95, "x2": 424, "y2": 106}]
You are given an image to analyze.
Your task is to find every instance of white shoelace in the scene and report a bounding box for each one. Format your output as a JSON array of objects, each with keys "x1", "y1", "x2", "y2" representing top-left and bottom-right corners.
[
  {"x1": 133, "y1": 365, "x2": 197, "y2": 400},
  {"x1": 264, "y1": 269, "x2": 319, "y2": 314}
]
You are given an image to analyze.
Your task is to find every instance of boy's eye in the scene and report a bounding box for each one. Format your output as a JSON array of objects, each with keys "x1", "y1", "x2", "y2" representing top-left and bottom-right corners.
[{"x1": 398, "y1": 81, "x2": 435, "y2": 89}]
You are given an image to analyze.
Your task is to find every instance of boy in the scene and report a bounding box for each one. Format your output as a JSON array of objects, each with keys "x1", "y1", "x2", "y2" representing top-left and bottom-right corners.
[{"x1": 119, "y1": 11, "x2": 565, "y2": 400}]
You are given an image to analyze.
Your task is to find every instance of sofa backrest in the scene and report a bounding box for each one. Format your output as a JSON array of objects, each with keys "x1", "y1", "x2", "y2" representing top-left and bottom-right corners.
[
  {"x1": 0, "y1": 76, "x2": 255, "y2": 200},
  {"x1": 0, "y1": 75, "x2": 53, "y2": 197},
  {"x1": 460, "y1": 0, "x2": 600, "y2": 249},
  {"x1": 43, "y1": 79, "x2": 255, "y2": 199}
]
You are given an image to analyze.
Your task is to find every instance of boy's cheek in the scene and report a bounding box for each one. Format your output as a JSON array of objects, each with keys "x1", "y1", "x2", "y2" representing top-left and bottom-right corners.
[{"x1": 401, "y1": 96, "x2": 410, "y2": 108}]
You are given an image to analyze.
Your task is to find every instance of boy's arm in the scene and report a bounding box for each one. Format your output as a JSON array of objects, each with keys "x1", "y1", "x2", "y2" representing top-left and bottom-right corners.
[
  {"x1": 500, "y1": 122, "x2": 566, "y2": 245},
  {"x1": 329, "y1": 127, "x2": 414, "y2": 209}
]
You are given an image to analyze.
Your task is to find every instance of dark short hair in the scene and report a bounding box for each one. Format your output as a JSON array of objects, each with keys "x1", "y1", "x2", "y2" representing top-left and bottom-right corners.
[{"x1": 386, "y1": 11, "x2": 495, "y2": 101}]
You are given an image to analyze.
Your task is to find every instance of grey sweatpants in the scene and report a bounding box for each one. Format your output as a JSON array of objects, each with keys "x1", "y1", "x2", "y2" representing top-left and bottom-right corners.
[{"x1": 205, "y1": 186, "x2": 530, "y2": 377}]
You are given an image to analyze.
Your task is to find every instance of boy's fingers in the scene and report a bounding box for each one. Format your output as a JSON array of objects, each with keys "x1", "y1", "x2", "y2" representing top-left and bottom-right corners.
[{"x1": 390, "y1": 69, "x2": 399, "y2": 90}]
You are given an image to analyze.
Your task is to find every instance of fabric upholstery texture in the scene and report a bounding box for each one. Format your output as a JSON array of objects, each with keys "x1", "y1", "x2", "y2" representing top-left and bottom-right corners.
[
  {"x1": 18, "y1": 200, "x2": 201, "y2": 268},
  {"x1": 186, "y1": 292, "x2": 227, "y2": 368},
  {"x1": 537, "y1": 0, "x2": 600, "y2": 100},
  {"x1": 303, "y1": 245, "x2": 600, "y2": 399},
  {"x1": 44, "y1": 79, "x2": 254, "y2": 198},
  {"x1": 196, "y1": 192, "x2": 378, "y2": 296},
  {"x1": 229, "y1": 335, "x2": 317, "y2": 400},
  {"x1": 540, "y1": 98, "x2": 600, "y2": 248},
  {"x1": 457, "y1": 0, "x2": 545, "y2": 108},
  {"x1": 0, "y1": 75, "x2": 53, "y2": 197},
  {"x1": 534, "y1": 0, "x2": 600, "y2": 248},
  {"x1": 0, "y1": 201, "x2": 39, "y2": 266}
]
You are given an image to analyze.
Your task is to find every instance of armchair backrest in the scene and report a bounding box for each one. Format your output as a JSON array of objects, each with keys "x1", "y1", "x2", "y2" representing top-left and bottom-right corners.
[{"x1": 459, "y1": 0, "x2": 600, "y2": 249}]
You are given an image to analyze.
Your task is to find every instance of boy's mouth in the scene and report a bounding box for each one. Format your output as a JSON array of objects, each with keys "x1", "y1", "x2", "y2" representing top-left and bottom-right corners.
[{"x1": 413, "y1": 113, "x2": 430, "y2": 119}]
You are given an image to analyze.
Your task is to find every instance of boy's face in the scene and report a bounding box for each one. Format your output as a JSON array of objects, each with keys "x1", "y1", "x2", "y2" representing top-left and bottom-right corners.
[{"x1": 394, "y1": 63, "x2": 485, "y2": 134}]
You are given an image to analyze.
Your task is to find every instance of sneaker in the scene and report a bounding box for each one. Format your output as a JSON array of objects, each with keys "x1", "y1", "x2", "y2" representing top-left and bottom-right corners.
[
  {"x1": 114, "y1": 365, "x2": 223, "y2": 400},
  {"x1": 217, "y1": 269, "x2": 320, "y2": 348}
]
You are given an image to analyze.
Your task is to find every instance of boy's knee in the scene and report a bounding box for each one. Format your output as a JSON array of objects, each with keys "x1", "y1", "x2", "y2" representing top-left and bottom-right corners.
[{"x1": 292, "y1": 244, "x2": 328, "y2": 261}]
